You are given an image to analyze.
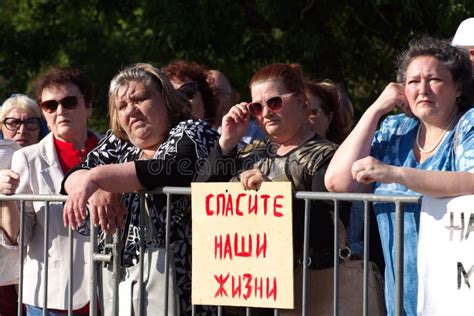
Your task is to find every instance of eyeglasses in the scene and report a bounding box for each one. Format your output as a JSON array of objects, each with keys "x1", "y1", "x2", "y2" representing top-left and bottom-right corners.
[
  {"x1": 248, "y1": 92, "x2": 297, "y2": 117},
  {"x1": 177, "y1": 82, "x2": 199, "y2": 100},
  {"x1": 40, "y1": 95, "x2": 84, "y2": 113},
  {"x1": 3, "y1": 117, "x2": 41, "y2": 131}
]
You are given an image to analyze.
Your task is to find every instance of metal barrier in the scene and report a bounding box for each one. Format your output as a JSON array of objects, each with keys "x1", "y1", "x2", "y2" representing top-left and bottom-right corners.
[{"x1": 0, "y1": 189, "x2": 421, "y2": 316}]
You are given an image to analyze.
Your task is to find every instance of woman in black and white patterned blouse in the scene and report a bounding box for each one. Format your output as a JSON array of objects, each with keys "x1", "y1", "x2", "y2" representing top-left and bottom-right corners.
[{"x1": 62, "y1": 63, "x2": 219, "y2": 315}]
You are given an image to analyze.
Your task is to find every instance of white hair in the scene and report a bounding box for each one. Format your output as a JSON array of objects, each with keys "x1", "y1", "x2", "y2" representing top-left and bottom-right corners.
[{"x1": 0, "y1": 94, "x2": 42, "y2": 122}]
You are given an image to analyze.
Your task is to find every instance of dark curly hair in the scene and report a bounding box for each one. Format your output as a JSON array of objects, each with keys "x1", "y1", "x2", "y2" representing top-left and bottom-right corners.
[
  {"x1": 163, "y1": 60, "x2": 217, "y2": 125},
  {"x1": 396, "y1": 36, "x2": 473, "y2": 112},
  {"x1": 305, "y1": 80, "x2": 353, "y2": 144},
  {"x1": 34, "y1": 67, "x2": 93, "y2": 106}
]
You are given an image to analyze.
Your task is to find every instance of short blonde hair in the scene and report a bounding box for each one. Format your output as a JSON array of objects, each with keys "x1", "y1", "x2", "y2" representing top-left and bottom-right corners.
[
  {"x1": 0, "y1": 94, "x2": 42, "y2": 122},
  {"x1": 108, "y1": 63, "x2": 192, "y2": 141}
]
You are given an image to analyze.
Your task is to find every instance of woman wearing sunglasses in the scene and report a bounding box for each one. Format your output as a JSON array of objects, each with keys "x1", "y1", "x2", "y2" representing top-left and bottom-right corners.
[
  {"x1": 0, "y1": 68, "x2": 98, "y2": 315},
  {"x1": 163, "y1": 59, "x2": 218, "y2": 126},
  {"x1": 197, "y1": 63, "x2": 348, "y2": 314},
  {"x1": 0, "y1": 94, "x2": 46, "y2": 315}
]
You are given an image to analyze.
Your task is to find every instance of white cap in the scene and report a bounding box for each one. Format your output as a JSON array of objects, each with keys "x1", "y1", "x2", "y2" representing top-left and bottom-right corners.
[{"x1": 452, "y1": 18, "x2": 474, "y2": 47}]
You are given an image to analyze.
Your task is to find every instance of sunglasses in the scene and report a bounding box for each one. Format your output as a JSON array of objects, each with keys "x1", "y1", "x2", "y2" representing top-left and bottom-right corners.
[
  {"x1": 177, "y1": 82, "x2": 199, "y2": 100},
  {"x1": 309, "y1": 108, "x2": 321, "y2": 116},
  {"x1": 40, "y1": 95, "x2": 84, "y2": 113},
  {"x1": 3, "y1": 117, "x2": 41, "y2": 131},
  {"x1": 248, "y1": 92, "x2": 297, "y2": 117}
]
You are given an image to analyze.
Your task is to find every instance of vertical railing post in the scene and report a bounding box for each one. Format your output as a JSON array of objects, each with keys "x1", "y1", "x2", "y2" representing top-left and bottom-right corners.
[
  {"x1": 138, "y1": 192, "x2": 146, "y2": 316},
  {"x1": 333, "y1": 200, "x2": 340, "y2": 316},
  {"x1": 112, "y1": 229, "x2": 121, "y2": 315},
  {"x1": 164, "y1": 193, "x2": 172, "y2": 315},
  {"x1": 395, "y1": 201, "x2": 404, "y2": 316},
  {"x1": 302, "y1": 198, "x2": 311, "y2": 316},
  {"x1": 43, "y1": 202, "x2": 50, "y2": 316},
  {"x1": 90, "y1": 225, "x2": 98, "y2": 316},
  {"x1": 68, "y1": 225, "x2": 74, "y2": 316},
  {"x1": 18, "y1": 201, "x2": 26, "y2": 316},
  {"x1": 362, "y1": 201, "x2": 370, "y2": 316}
]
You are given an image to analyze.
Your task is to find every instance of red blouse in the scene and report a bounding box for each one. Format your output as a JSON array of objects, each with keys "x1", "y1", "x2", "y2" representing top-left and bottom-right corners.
[{"x1": 53, "y1": 133, "x2": 99, "y2": 174}]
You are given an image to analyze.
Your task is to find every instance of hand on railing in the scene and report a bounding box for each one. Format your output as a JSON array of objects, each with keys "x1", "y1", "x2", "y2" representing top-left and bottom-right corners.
[
  {"x1": 88, "y1": 190, "x2": 126, "y2": 232},
  {"x1": 0, "y1": 169, "x2": 20, "y2": 195},
  {"x1": 63, "y1": 171, "x2": 100, "y2": 230}
]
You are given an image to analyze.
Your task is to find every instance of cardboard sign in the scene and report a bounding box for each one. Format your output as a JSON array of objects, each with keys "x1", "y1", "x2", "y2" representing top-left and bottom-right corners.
[
  {"x1": 191, "y1": 182, "x2": 293, "y2": 309},
  {"x1": 417, "y1": 195, "x2": 474, "y2": 315}
]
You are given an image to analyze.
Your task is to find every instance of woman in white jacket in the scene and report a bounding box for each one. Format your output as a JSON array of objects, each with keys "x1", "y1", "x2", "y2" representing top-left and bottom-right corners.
[{"x1": 1, "y1": 68, "x2": 99, "y2": 315}]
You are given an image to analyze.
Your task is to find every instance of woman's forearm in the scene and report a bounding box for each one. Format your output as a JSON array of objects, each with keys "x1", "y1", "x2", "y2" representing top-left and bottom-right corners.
[
  {"x1": 325, "y1": 106, "x2": 383, "y2": 193},
  {"x1": 394, "y1": 168, "x2": 474, "y2": 198},
  {"x1": 0, "y1": 201, "x2": 20, "y2": 244},
  {"x1": 89, "y1": 162, "x2": 142, "y2": 193}
]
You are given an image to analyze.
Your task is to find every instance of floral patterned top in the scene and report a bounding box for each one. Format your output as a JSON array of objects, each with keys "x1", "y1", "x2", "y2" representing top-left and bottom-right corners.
[{"x1": 69, "y1": 119, "x2": 219, "y2": 315}]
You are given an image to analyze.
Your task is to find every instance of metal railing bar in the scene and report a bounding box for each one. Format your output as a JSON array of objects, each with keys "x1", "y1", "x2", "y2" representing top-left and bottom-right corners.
[
  {"x1": 363, "y1": 201, "x2": 370, "y2": 316},
  {"x1": 164, "y1": 192, "x2": 171, "y2": 315},
  {"x1": 42, "y1": 202, "x2": 50, "y2": 316},
  {"x1": 138, "y1": 192, "x2": 146, "y2": 316},
  {"x1": 333, "y1": 199, "x2": 340, "y2": 316},
  {"x1": 302, "y1": 198, "x2": 311, "y2": 316},
  {"x1": 395, "y1": 201, "x2": 404, "y2": 316},
  {"x1": 295, "y1": 191, "x2": 421, "y2": 203},
  {"x1": 1, "y1": 189, "x2": 421, "y2": 316},
  {"x1": 112, "y1": 229, "x2": 120, "y2": 316},
  {"x1": 90, "y1": 225, "x2": 98, "y2": 316},
  {"x1": 0, "y1": 194, "x2": 67, "y2": 202},
  {"x1": 68, "y1": 225, "x2": 73, "y2": 316},
  {"x1": 18, "y1": 200, "x2": 25, "y2": 316}
]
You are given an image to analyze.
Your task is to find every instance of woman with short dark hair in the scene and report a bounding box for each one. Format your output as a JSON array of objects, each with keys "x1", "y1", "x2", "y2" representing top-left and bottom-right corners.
[{"x1": 1, "y1": 67, "x2": 99, "y2": 315}]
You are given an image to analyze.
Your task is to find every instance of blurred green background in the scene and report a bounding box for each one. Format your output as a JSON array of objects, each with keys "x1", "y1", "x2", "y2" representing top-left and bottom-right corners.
[{"x1": 1, "y1": 0, "x2": 473, "y2": 132}]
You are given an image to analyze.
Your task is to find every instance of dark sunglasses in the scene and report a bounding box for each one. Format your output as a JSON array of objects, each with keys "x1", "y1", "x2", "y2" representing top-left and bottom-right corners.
[
  {"x1": 177, "y1": 82, "x2": 199, "y2": 100},
  {"x1": 248, "y1": 92, "x2": 297, "y2": 117},
  {"x1": 3, "y1": 117, "x2": 41, "y2": 131},
  {"x1": 40, "y1": 95, "x2": 84, "y2": 113},
  {"x1": 309, "y1": 108, "x2": 321, "y2": 116}
]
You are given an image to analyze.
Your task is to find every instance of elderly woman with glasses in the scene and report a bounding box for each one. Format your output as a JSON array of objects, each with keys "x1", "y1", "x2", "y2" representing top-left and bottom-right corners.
[
  {"x1": 197, "y1": 63, "x2": 349, "y2": 314},
  {"x1": 62, "y1": 63, "x2": 219, "y2": 315},
  {"x1": 0, "y1": 94, "x2": 46, "y2": 315},
  {"x1": 0, "y1": 68, "x2": 98, "y2": 315}
]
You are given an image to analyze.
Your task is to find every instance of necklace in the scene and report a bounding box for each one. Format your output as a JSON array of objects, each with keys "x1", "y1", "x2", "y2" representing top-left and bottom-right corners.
[{"x1": 416, "y1": 114, "x2": 458, "y2": 153}]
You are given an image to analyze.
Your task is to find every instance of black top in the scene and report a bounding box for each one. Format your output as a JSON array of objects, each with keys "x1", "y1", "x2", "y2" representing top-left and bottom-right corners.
[{"x1": 197, "y1": 134, "x2": 350, "y2": 269}]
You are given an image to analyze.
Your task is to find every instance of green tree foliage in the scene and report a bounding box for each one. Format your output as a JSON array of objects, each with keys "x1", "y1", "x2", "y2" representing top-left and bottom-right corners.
[{"x1": 0, "y1": 0, "x2": 472, "y2": 132}]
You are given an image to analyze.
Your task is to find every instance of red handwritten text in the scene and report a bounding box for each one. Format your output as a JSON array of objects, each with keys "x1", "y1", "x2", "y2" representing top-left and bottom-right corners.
[
  {"x1": 214, "y1": 273, "x2": 277, "y2": 301},
  {"x1": 215, "y1": 232, "x2": 267, "y2": 259},
  {"x1": 205, "y1": 193, "x2": 284, "y2": 217}
]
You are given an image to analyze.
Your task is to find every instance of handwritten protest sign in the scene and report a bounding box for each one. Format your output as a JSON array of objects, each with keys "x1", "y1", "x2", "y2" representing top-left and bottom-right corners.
[
  {"x1": 191, "y1": 182, "x2": 293, "y2": 309},
  {"x1": 417, "y1": 195, "x2": 474, "y2": 315}
]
